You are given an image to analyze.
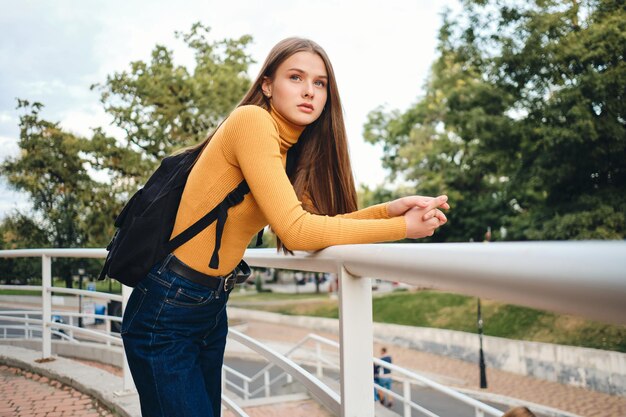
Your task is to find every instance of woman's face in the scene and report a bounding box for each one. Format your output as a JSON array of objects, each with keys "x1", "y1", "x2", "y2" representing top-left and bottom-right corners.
[{"x1": 262, "y1": 51, "x2": 328, "y2": 126}]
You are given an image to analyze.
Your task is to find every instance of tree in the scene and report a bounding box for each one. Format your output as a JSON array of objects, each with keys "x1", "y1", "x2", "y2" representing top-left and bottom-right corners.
[
  {"x1": 1, "y1": 24, "x2": 255, "y2": 251},
  {"x1": 0, "y1": 100, "x2": 99, "y2": 285},
  {"x1": 0, "y1": 212, "x2": 49, "y2": 284},
  {"x1": 364, "y1": 0, "x2": 625, "y2": 241},
  {"x1": 90, "y1": 22, "x2": 254, "y2": 183}
]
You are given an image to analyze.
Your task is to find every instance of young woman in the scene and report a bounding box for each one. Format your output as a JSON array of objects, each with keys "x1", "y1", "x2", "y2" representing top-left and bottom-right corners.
[{"x1": 121, "y1": 37, "x2": 449, "y2": 417}]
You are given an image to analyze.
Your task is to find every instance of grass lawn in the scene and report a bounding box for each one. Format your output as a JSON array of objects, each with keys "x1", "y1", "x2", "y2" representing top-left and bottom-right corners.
[
  {"x1": 0, "y1": 278, "x2": 123, "y2": 295},
  {"x1": 230, "y1": 289, "x2": 626, "y2": 352},
  {"x1": 4, "y1": 281, "x2": 623, "y2": 352}
]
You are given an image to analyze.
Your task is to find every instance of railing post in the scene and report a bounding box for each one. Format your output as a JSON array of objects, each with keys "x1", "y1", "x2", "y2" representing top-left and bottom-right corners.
[
  {"x1": 403, "y1": 379, "x2": 411, "y2": 417},
  {"x1": 68, "y1": 316, "x2": 74, "y2": 340},
  {"x1": 244, "y1": 380, "x2": 249, "y2": 400},
  {"x1": 316, "y1": 341, "x2": 323, "y2": 378},
  {"x1": 121, "y1": 285, "x2": 136, "y2": 392},
  {"x1": 264, "y1": 370, "x2": 270, "y2": 397},
  {"x1": 475, "y1": 408, "x2": 485, "y2": 417},
  {"x1": 42, "y1": 255, "x2": 52, "y2": 359},
  {"x1": 339, "y1": 265, "x2": 374, "y2": 417},
  {"x1": 105, "y1": 318, "x2": 111, "y2": 347}
]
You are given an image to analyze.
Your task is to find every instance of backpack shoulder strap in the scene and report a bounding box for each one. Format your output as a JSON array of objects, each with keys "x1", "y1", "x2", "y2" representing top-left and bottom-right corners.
[{"x1": 165, "y1": 180, "x2": 250, "y2": 269}]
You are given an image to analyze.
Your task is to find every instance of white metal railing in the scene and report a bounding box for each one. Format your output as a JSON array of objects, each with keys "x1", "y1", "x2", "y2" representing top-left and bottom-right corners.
[
  {"x1": 0, "y1": 310, "x2": 122, "y2": 344},
  {"x1": 223, "y1": 333, "x2": 339, "y2": 400},
  {"x1": 224, "y1": 331, "x2": 503, "y2": 417},
  {"x1": 228, "y1": 328, "x2": 342, "y2": 415},
  {"x1": 1, "y1": 242, "x2": 625, "y2": 417}
]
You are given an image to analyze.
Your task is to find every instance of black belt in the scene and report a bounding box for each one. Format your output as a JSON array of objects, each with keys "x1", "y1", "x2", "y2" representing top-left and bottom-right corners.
[{"x1": 161, "y1": 254, "x2": 251, "y2": 292}]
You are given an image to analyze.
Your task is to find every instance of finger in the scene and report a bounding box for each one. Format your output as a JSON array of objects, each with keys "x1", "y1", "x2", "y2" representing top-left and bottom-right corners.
[
  {"x1": 423, "y1": 196, "x2": 446, "y2": 213},
  {"x1": 428, "y1": 217, "x2": 440, "y2": 230},
  {"x1": 435, "y1": 209, "x2": 447, "y2": 223},
  {"x1": 408, "y1": 196, "x2": 430, "y2": 208},
  {"x1": 422, "y1": 209, "x2": 437, "y2": 221}
]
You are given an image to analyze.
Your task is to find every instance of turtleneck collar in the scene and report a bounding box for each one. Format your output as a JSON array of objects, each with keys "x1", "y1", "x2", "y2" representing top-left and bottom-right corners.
[{"x1": 269, "y1": 103, "x2": 305, "y2": 154}]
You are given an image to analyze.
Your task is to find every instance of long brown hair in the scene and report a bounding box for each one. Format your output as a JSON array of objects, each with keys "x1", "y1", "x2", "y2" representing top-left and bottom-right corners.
[
  {"x1": 192, "y1": 38, "x2": 358, "y2": 252},
  {"x1": 502, "y1": 407, "x2": 536, "y2": 417}
]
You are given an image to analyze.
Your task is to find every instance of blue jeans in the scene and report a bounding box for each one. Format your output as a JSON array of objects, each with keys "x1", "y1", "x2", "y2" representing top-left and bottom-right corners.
[
  {"x1": 379, "y1": 376, "x2": 392, "y2": 390},
  {"x1": 121, "y1": 263, "x2": 231, "y2": 417}
]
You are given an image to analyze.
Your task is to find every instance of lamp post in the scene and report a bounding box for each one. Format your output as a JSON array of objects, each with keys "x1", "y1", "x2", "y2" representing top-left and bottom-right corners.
[
  {"x1": 76, "y1": 268, "x2": 86, "y2": 327},
  {"x1": 477, "y1": 298, "x2": 488, "y2": 388}
]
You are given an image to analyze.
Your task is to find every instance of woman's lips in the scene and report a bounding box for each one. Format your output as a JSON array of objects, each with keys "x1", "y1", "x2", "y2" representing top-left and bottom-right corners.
[{"x1": 298, "y1": 104, "x2": 314, "y2": 113}]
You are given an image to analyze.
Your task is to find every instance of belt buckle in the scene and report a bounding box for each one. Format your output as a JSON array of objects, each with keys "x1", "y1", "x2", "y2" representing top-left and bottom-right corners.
[{"x1": 222, "y1": 272, "x2": 236, "y2": 292}]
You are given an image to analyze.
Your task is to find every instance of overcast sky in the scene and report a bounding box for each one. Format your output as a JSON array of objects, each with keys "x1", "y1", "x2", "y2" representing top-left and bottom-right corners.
[{"x1": 0, "y1": 0, "x2": 460, "y2": 218}]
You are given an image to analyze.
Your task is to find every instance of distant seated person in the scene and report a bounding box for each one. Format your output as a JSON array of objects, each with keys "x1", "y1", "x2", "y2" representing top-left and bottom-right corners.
[
  {"x1": 378, "y1": 347, "x2": 393, "y2": 407},
  {"x1": 373, "y1": 363, "x2": 380, "y2": 401},
  {"x1": 502, "y1": 406, "x2": 536, "y2": 417}
]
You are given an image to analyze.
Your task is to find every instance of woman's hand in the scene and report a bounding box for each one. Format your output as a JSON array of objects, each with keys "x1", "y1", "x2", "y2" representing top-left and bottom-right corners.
[
  {"x1": 404, "y1": 198, "x2": 449, "y2": 239},
  {"x1": 387, "y1": 195, "x2": 449, "y2": 220}
]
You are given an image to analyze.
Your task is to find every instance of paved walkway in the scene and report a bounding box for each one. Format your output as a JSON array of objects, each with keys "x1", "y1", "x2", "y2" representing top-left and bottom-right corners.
[
  {"x1": 241, "y1": 320, "x2": 626, "y2": 417},
  {"x1": 2, "y1": 313, "x2": 626, "y2": 416},
  {"x1": 0, "y1": 365, "x2": 114, "y2": 417},
  {"x1": 222, "y1": 400, "x2": 332, "y2": 417}
]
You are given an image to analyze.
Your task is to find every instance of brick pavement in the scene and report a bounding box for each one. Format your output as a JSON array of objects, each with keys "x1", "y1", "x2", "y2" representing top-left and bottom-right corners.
[
  {"x1": 5, "y1": 317, "x2": 625, "y2": 417},
  {"x1": 0, "y1": 365, "x2": 115, "y2": 417},
  {"x1": 73, "y1": 359, "x2": 333, "y2": 417}
]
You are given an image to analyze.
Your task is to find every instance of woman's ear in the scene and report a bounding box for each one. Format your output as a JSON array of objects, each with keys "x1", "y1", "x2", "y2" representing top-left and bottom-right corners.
[{"x1": 261, "y1": 77, "x2": 272, "y2": 98}]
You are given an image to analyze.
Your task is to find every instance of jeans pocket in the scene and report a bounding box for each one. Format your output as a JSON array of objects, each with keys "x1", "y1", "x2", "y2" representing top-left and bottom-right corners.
[
  {"x1": 163, "y1": 277, "x2": 216, "y2": 308},
  {"x1": 120, "y1": 283, "x2": 147, "y2": 335}
]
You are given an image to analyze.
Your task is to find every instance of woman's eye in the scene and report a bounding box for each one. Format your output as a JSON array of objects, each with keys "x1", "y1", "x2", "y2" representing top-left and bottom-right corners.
[
  {"x1": 314, "y1": 80, "x2": 326, "y2": 87},
  {"x1": 290, "y1": 74, "x2": 302, "y2": 81}
]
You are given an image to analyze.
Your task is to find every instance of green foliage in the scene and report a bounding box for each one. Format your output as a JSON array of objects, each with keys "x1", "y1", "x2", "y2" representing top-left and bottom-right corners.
[
  {"x1": 91, "y1": 22, "x2": 253, "y2": 180},
  {"x1": 0, "y1": 212, "x2": 49, "y2": 284},
  {"x1": 2, "y1": 101, "x2": 94, "y2": 249},
  {"x1": 364, "y1": 0, "x2": 626, "y2": 240},
  {"x1": 482, "y1": 304, "x2": 549, "y2": 339},
  {"x1": 0, "y1": 101, "x2": 104, "y2": 285},
  {"x1": 373, "y1": 290, "x2": 472, "y2": 327},
  {"x1": 232, "y1": 290, "x2": 626, "y2": 351},
  {"x1": 1, "y1": 23, "x2": 254, "y2": 255}
]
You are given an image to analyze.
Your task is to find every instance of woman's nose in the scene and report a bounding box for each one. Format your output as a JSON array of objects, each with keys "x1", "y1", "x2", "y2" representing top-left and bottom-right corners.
[{"x1": 303, "y1": 83, "x2": 314, "y2": 98}]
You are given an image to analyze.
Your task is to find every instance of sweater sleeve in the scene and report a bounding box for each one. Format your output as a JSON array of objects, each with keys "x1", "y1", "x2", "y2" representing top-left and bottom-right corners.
[
  {"x1": 301, "y1": 191, "x2": 391, "y2": 220},
  {"x1": 335, "y1": 203, "x2": 391, "y2": 220},
  {"x1": 226, "y1": 107, "x2": 406, "y2": 250}
]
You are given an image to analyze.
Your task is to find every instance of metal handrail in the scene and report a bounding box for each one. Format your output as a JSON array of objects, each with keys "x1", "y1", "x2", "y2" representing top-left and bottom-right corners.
[
  {"x1": 3, "y1": 243, "x2": 625, "y2": 417},
  {"x1": 47, "y1": 287, "x2": 123, "y2": 302},
  {"x1": 0, "y1": 285, "x2": 42, "y2": 292},
  {"x1": 246, "y1": 333, "x2": 337, "y2": 382},
  {"x1": 375, "y1": 382, "x2": 440, "y2": 417},
  {"x1": 0, "y1": 284, "x2": 123, "y2": 302},
  {"x1": 227, "y1": 332, "x2": 339, "y2": 398},
  {"x1": 244, "y1": 242, "x2": 626, "y2": 325},
  {"x1": 229, "y1": 328, "x2": 341, "y2": 415},
  {"x1": 249, "y1": 331, "x2": 502, "y2": 416},
  {"x1": 4, "y1": 243, "x2": 625, "y2": 324},
  {"x1": 374, "y1": 357, "x2": 502, "y2": 416},
  {"x1": 221, "y1": 393, "x2": 249, "y2": 417},
  {"x1": 0, "y1": 312, "x2": 122, "y2": 345}
]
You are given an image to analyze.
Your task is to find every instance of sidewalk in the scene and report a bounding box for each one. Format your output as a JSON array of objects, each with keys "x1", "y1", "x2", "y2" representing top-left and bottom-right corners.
[
  {"x1": 0, "y1": 365, "x2": 114, "y2": 417},
  {"x1": 2, "y1": 314, "x2": 625, "y2": 416},
  {"x1": 240, "y1": 319, "x2": 626, "y2": 417}
]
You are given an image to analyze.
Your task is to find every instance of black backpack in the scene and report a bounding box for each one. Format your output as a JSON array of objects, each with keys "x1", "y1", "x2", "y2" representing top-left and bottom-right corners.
[{"x1": 98, "y1": 146, "x2": 262, "y2": 287}]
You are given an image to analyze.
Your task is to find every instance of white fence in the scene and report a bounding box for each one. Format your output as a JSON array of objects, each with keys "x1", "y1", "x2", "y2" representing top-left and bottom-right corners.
[{"x1": 1, "y1": 242, "x2": 625, "y2": 416}]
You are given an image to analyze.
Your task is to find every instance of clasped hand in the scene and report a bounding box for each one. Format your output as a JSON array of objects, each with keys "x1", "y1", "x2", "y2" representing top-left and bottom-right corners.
[{"x1": 387, "y1": 195, "x2": 449, "y2": 239}]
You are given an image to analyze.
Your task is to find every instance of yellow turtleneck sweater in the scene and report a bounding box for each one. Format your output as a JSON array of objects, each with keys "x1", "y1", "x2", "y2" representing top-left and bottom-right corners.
[{"x1": 171, "y1": 105, "x2": 407, "y2": 275}]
